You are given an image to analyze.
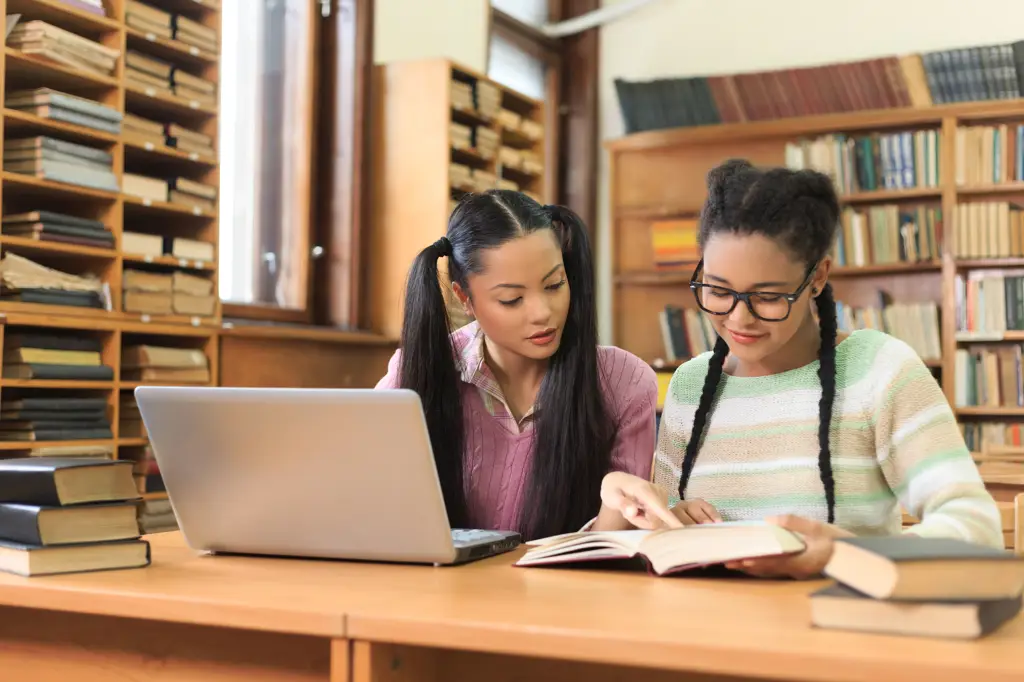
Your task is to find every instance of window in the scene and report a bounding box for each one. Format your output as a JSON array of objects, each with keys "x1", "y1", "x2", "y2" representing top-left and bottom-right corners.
[
  {"x1": 219, "y1": 0, "x2": 317, "y2": 318},
  {"x1": 488, "y1": 31, "x2": 546, "y2": 101}
]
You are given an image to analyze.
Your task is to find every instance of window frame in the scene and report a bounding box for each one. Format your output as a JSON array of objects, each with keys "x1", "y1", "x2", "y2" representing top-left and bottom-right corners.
[
  {"x1": 487, "y1": 0, "x2": 599, "y2": 232},
  {"x1": 222, "y1": 0, "x2": 373, "y2": 328}
]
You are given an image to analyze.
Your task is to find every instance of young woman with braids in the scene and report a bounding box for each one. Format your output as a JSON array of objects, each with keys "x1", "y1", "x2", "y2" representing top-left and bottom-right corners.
[
  {"x1": 594, "y1": 159, "x2": 1003, "y2": 578},
  {"x1": 375, "y1": 190, "x2": 663, "y2": 541}
]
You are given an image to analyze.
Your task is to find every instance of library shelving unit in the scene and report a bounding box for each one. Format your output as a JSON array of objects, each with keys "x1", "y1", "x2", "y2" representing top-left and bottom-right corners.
[
  {"x1": 606, "y1": 99, "x2": 1024, "y2": 454},
  {"x1": 0, "y1": 0, "x2": 221, "y2": 499},
  {"x1": 368, "y1": 57, "x2": 547, "y2": 339}
]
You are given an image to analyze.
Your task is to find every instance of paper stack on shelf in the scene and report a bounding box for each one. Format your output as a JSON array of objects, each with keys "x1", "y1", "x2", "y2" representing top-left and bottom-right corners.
[
  {"x1": 5, "y1": 88, "x2": 121, "y2": 135},
  {"x1": 3, "y1": 135, "x2": 119, "y2": 192},
  {"x1": 126, "y1": 51, "x2": 172, "y2": 94},
  {"x1": 126, "y1": 0, "x2": 172, "y2": 39},
  {"x1": 7, "y1": 21, "x2": 119, "y2": 77}
]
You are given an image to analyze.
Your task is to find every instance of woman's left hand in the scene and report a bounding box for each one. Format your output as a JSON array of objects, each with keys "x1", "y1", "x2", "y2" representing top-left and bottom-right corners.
[{"x1": 724, "y1": 514, "x2": 853, "y2": 580}]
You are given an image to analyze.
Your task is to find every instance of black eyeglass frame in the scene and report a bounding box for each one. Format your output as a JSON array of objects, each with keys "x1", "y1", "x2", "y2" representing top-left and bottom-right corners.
[{"x1": 688, "y1": 258, "x2": 819, "y2": 322}]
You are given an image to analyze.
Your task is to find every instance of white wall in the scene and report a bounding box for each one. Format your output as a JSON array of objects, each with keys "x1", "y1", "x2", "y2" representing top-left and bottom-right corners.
[
  {"x1": 374, "y1": 0, "x2": 490, "y2": 72},
  {"x1": 597, "y1": 0, "x2": 1024, "y2": 342}
]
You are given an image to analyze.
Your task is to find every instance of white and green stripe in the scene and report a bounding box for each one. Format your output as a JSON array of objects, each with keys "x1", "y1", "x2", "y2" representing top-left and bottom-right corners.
[{"x1": 654, "y1": 328, "x2": 1004, "y2": 548}]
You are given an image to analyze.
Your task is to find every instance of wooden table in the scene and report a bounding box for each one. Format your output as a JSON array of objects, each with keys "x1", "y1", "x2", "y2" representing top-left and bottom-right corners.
[{"x1": 0, "y1": 533, "x2": 1023, "y2": 682}]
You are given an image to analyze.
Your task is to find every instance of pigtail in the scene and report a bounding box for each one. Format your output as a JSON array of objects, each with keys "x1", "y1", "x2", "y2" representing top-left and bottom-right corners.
[
  {"x1": 814, "y1": 283, "x2": 838, "y2": 523},
  {"x1": 678, "y1": 335, "x2": 729, "y2": 500},
  {"x1": 398, "y1": 236, "x2": 468, "y2": 528}
]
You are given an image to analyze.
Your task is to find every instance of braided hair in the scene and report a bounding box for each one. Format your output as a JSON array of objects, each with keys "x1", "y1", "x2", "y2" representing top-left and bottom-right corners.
[{"x1": 678, "y1": 159, "x2": 840, "y2": 523}]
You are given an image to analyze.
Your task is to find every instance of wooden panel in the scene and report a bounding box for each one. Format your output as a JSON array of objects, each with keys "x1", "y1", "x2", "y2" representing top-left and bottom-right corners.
[
  {"x1": 218, "y1": 335, "x2": 396, "y2": 389},
  {"x1": 0, "y1": 605, "x2": 331, "y2": 681},
  {"x1": 351, "y1": 642, "x2": 752, "y2": 682},
  {"x1": 828, "y1": 270, "x2": 943, "y2": 308},
  {"x1": 613, "y1": 139, "x2": 785, "y2": 214}
]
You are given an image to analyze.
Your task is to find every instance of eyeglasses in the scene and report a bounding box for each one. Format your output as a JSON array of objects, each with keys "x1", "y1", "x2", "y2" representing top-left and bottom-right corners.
[{"x1": 688, "y1": 259, "x2": 818, "y2": 322}]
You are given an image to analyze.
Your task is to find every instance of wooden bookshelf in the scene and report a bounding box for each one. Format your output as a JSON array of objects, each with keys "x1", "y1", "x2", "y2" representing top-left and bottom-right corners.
[
  {"x1": 0, "y1": 0, "x2": 222, "y2": 497},
  {"x1": 606, "y1": 98, "x2": 1024, "y2": 440},
  {"x1": 367, "y1": 58, "x2": 548, "y2": 339}
]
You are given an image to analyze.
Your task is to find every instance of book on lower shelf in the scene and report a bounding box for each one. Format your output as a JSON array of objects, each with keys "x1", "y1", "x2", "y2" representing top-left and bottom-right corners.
[
  {"x1": 2, "y1": 210, "x2": 114, "y2": 249},
  {"x1": 3, "y1": 136, "x2": 119, "y2": 193},
  {"x1": 515, "y1": 522, "x2": 805, "y2": 576},
  {"x1": 5, "y1": 88, "x2": 122, "y2": 135},
  {"x1": 0, "y1": 253, "x2": 109, "y2": 310},
  {"x1": 811, "y1": 536, "x2": 1024, "y2": 639}
]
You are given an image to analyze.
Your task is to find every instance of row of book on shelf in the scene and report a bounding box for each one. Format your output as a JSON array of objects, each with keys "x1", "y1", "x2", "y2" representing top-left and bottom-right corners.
[
  {"x1": 0, "y1": 328, "x2": 210, "y2": 389},
  {"x1": 614, "y1": 40, "x2": 1024, "y2": 132},
  {"x1": 954, "y1": 344, "x2": 1024, "y2": 408},
  {"x1": 0, "y1": 249, "x2": 216, "y2": 319},
  {"x1": 962, "y1": 421, "x2": 1024, "y2": 452},
  {"x1": 784, "y1": 130, "x2": 941, "y2": 194},
  {"x1": 649, "y1": 200, "x2": 1024, "y2": 272},
  {"x1": 657, "y1": 298, "x2": 941, "y2": 367}
]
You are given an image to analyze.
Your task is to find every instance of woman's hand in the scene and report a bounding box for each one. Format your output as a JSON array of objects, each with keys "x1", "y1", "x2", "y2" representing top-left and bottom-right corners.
[
  {"x1": 597, "y1": 472, "x2": 682, "y2": 530},
  {"x1": 724, "y1": 514, "x2": 853, "y2": 580},
  {"x1": 671, "y1": 498, "x2": 722, "y2": 525}
]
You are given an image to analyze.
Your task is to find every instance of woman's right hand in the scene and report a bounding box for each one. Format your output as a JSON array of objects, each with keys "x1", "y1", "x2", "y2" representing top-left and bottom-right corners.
[{"x1": 598, "y1": 472, "x2": 682, "y2": 530}]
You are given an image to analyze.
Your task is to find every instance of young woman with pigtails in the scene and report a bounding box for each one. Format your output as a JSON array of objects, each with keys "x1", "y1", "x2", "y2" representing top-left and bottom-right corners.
[
  {"x1": 376, "y1": 190, "x2": 662, "y2": 542},
  {"x1": 595, "y1": 159, "x2": 1003, "y2": 578}
]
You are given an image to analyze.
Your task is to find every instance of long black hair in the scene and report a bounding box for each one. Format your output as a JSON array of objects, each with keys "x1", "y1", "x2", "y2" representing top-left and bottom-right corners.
[
  {"x1": 398, "y1": 189, "x2": 615, "y2": 539},
  {"x1": 679, "y1": 159, "x2": 841, "y2": 523}
]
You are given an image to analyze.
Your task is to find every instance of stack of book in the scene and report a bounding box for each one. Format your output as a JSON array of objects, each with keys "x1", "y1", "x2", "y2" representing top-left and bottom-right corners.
[
  {"x1": 0, "y1": 457, "x2": 150, "y2": 577},
  {"x1": 139, "y1": 494, "x2": 176, "y2": 534},
  {"x1": 122, "y1": 172, "x2": 168, "y2": 203},
  {"x1": 650, "y1": 218, "x2": 699, "y2": 270},
  {"x1": 6, "y1": 442, "x2": 113, "y2": 460},
  {"x1": 0, "y1": 391, "x2": 112, "y2": 441},
  {"x1": 954, "y1": 269, "x2": 1024, "y2": 337},
  {"x1": 118, "y1": 395, "x2": 146, "y2": 438},
  {"x1": 835, "y1": 298, "x2": 941, "y2": 364},
  {"x1": 450, "y1": 80, "x2": 474, "y2": 112},
  {"x1": 450, "y1": 122, "x2": 472, "y2": 150},
  {"x1": 476, "y1": 81, "x2": 501, "y2": 119},
  {"x1": 812, "y1": 537, "x2": 1024, "y2": 639},
  {"x1": 1, "y1": 330, "x2": 113, "y2": 386},
  {"x1": 4, "y1": 135, "x2": 119, "y2": 193},
  {"x1": 126, "y1": 0, "x2": 171, "y2": 39},
  {"x1": 171, "y1": 69, "x2": 216, "y2": 106},
  {"x1": 165, "y1": 123, "x2": 214, "y2": 157},
  {"x1": 5, "y1": 88, "x2": 121, "y2": 135},
  {"x1": 449, "y1": 162, "x2": 472, "y2": 190},
  {"x1": 658, "y1": 304, "x2": 715, "y2": 363},
  {"x1": 0, "y1": 253, "x2": 107, "y2": 310},
  {"x1": 956, "y1": 124, "x2": 1024, "y2": 186},
  {"x1": 167, "y1": 177, "x2": 217, "y2": 212},
  {"x1": 173, "y1": 15, "x2": 217, "y2": 55},
  {"x1": 476, "y1": 127, "x2": 499, "y2": 159},
  {"x1": 126, "y1": 50, "x2": 172, "y2": 95},
  {"x1": 122, "y1": 269, "x2": 216, "y2": 318},
  {"x1": 951, "y1": 202, "x2": 1024, "y2": 259},
  {"x1": 833, "y1": 205, "x2": 943, "y2": 268},
  {"x1": 123, "y1": 113, "x2": 165, "y2": 147},
  {"x1": 8, "y1": 21, "x2": 119, "y2": 77},
  {"x1": 1, "y1": 210, "x2": 113, "y2": 250},
  {"x1": 122, "y1": 344, "x2": 211, "y2": 384}
]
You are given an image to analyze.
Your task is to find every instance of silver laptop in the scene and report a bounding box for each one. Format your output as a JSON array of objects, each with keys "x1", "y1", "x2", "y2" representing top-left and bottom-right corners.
[{"x1": 133, "y1": 386, "x2": 521, "y2": 565}]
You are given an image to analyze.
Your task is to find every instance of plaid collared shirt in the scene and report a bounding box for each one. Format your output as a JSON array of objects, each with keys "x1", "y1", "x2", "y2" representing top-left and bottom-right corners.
[{"x1": 454, "y1": 321, "x2": 536, "y2": 434}]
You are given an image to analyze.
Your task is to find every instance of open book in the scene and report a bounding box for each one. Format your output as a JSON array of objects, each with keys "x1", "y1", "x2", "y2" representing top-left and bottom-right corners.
[{"x1": 515, "y1": 521, "x2": 806, "y2": 575}]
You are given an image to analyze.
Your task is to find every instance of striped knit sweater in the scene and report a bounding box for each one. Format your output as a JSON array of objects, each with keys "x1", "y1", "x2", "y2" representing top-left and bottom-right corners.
[{"x1": 655, "y1": 329, "x2": 1004, "y2": 548}]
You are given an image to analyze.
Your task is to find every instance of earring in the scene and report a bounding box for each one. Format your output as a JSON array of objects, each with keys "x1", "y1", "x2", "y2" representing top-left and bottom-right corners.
[{"x1": 812, "y1": 288, "x2": 819, "y2": 295}]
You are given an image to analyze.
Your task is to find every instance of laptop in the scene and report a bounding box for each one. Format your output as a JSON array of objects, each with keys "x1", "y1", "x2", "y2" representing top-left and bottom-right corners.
[{"x1": 133, "y1": 386, "x2": 521, "y2": 565}]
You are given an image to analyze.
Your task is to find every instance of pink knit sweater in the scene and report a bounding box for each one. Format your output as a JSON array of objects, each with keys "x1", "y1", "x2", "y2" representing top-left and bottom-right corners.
[{"x1": 375, "y1": 322, "x2": 658, "y2": 532}]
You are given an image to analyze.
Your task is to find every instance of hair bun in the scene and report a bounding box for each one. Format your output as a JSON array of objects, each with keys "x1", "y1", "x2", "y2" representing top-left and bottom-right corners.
[{"x1": 785, "y1": 168, "x2": 838, "y2": 204}]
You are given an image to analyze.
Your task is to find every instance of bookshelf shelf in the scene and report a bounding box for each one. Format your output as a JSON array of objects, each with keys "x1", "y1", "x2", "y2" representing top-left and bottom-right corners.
[
  {"x1": 122, "y1": 253, "x2": 213, "y2": 271},
  {"x1": 122, "y1": 195, "x2": 216, "y2": 219},
  {"x1": 123, "y1": 139, "x2": 216, "y2": 166},
  {"x1": 141, "y1": 491, "x2": 167, "y2": 501},
  {"x1": 124, "y1": 85, "x2": 217, "y2": 120},
  {"x1": 0, "y1": 378, "x2": 114, "y2": 389},
  {"x1": 117, "y1": 312, "x2": 219, "y2": 328},
  {"x1": 119, "y1": 438, "x2": 149, "y2": 447},
  {"x1": 450, "y1": 105, "x2": 491, "y2": 127},
  {"x1": 955, "y1": 258, "x2": 1024, "y2": 270},
  {"x1": 830, "y1": 262, "x2": 942, "y2": 277},
  {"x1": 957, "y1": 407, "x2": 1024, "y2": 417},
  {"x1": 5, "y1": 0, "x2": 122, "y2": 32},
  {"x1": 2, "y1": 171, "x2": 119, "y2": 200},
  {"x1": 0, "y1": 301, "x2": 112, "y2": 319},
  {"x1": 0, "y1": 235, "x2": 116, "y2": 259},
  {"x1": 0, "y1": 439, "x2": 116, "y2": 451},
  {"x1": 3, "y1": 108, "x2": 119, "y2": 144},
  {"x1": 4, "y1": 48, "x2": 117, "y2": 90},
  {"x1": 840, "y1": 188, "x2": 942, "y2": 203},
  {"x1": 124, "y1": 27, "x2": 218, "y2": 67},
  {"x1": 956, "y1": 183, "x2": 1024, "y2": 196}
]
